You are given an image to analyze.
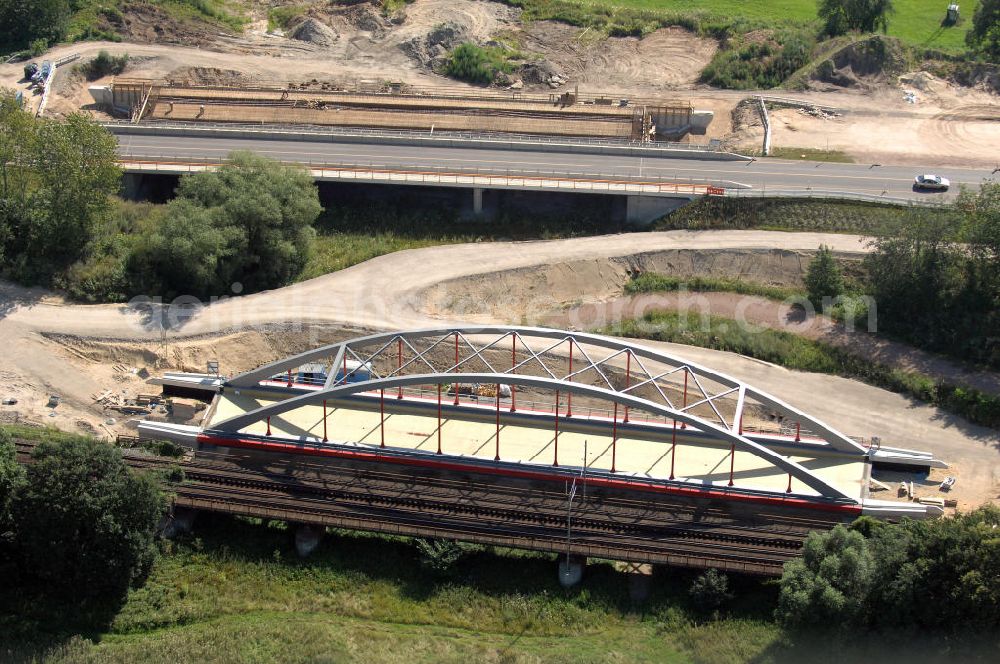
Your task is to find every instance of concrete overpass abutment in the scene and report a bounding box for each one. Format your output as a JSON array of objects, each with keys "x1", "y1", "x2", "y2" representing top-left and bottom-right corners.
[{"x1": 626, "y1": 195, "x2": 691, "y2": 225}]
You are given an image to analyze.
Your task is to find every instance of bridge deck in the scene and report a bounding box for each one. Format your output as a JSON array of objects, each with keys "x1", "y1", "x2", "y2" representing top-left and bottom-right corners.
[{"x1": 207, "y1": 390, "x2": 867, "y2": 502}]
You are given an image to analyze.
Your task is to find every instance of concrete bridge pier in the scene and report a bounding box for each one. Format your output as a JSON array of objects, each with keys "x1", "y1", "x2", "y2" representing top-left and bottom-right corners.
[
  {"x1": 558, "y1": 555, "x2": 586, "y2": 587},
  {"x1": 294, "y1": 524, "x2": 324, "y2": 558},
  {"x1": 625, "y1": 195, "x2": 690, "y2": 225},
  {"x1": 473, "y1": 187, "x2": 484, "y2": 216},
  {"x1": 161, "y1": 506, "x2": 197, "y2": 539},
  {"x1": 625, "y1": 563, "x2": 653, "y2": 603}
]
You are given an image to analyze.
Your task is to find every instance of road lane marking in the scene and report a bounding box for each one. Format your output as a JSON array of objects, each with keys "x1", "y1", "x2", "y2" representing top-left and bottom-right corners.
[{"x1": 118, "y1": 141, "x2": 991, "y2": 185}]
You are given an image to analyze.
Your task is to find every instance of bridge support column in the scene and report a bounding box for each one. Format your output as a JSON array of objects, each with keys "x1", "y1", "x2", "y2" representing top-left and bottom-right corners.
[
  {"x1": 558, "y1": 555, "x2": 586, "y2": 588},
  {"x1": 624, "y1": 562, "x2": 653, "y2": 603},
  {"x1": 161, "y1": 506, "x2": 197, "y2": 539},
  {"x1": 472, "y1": 187, "x2": 484, "y2": 216},
  {"x1": 625, "y1": 195, "x2": 689, "y2": 226},
  {"x1": 294, "y1": 524, "x2": 323, "y2": 558}
]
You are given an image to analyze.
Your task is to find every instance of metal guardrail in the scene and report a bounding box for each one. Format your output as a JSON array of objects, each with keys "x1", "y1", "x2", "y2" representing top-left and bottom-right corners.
[
  {"x1": 723, "y1": 187, "x2": 947, "y2": 207},
  {"x1": 102, "y1": 119, "x2": 725, "y2": 154},
  {"x1": 119, "y1": 157, "x2": 725, "y2": 196},
  {"x1": 756, "y1": 95, "x2": 841, "y2": 113}
]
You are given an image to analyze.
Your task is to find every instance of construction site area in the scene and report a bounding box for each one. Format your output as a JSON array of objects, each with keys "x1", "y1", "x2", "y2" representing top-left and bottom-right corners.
[{"x1": 97, "y1": 78, "x2": 702, "y2": 140}]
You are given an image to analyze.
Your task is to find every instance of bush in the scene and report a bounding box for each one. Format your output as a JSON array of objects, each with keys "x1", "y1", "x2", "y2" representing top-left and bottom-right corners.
[
  {"x1": 625, "y1": 273, "x2": 801, "y2": 301},
  {"x1": 445, "y1": 42, "x2": 513, "y2": 84},
  {"x1": 700, "y1": 29, "x2": 815, "y2": 89},
  {"x1": 414, "y1": 538, "x2": 472, "y2": 577},
  {"x1": 967, "y1": 0, "x2": 1000, "y2": 61},
  {"x1": 865, "y1": 182, "x2": 1000, "y2": 370},
  {"x1": 689, "y1": 569, "x2": 733, "y2": 613},
  {"x1": 0, "y1": 0, "x2": 71, "y2": 52},
  {"x1": 10, "y1": 437, "x2": 166, "y2": 599},
  {"x1": 776, "y1": 525, "x2": 874, "y2": 629},
  {"x1": 130, "y1": 151, "x2": 321, "y2": 298},
  {"x1": 818, "y1": 0, "x2": 895, "y2": 37},
  {"x1": 80, "y1": 50, "x2": 129, "y2": 80},
  {"x1": 778, "y1": 508, "x2": 1000, "y2": 632},
  {"x1": 28, "y1": 38, "x2": 47, "y2": 57},
  {"x1": 0, "y1": 429, "x2": 25, "y2": 529},
  {"x1": 804, "y1": 245, "x2": 844, "y2": 309}
]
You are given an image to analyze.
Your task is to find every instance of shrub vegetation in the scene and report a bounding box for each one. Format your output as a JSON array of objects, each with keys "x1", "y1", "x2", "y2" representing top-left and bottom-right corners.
[
  {"x1": 0, "y1": 0, "x2": 71, "y2": 52},
  {"x1": 625, "y1": 273, "x2": 802, "y2": 301},
  {"x1": 445, "y1": 42, "x2": 515, "y2": 84},
  {"x1": 700, "y1": 28, "x2": 815, "y2": 89},
  {"x1": 804, "y1": 244, "x2": 844, "y2": 308},
  {"x1": 865, "y1": 182, "x2": 1000, "y2": 370},
  {"x1": 967, "y1": 0, "x2": 1000, "y2": 61},
  {"x1": 818, "y1": 0, "x2": 895, "y2": 37},
  {"x1": 778, "y1": 507, "x2": 1000, "y2": 631},
  {"x1": 129, "y1": 151, "x2": 321, "y2": 298},
  {"x1": 79, "y1": 49, "x2": 130, "y2": 80},
  {"x1": 9, "y1": 437, "x2": 165, "y2": 599}
]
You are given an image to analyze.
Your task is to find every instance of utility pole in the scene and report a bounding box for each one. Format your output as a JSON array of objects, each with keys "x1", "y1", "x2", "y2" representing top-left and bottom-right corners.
[{"x1": 565, "y1": 440, "x2": 588, "y2": 564}]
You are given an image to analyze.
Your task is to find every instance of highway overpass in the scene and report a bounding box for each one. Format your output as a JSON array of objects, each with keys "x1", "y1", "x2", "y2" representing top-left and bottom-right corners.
[{"x1": 111, "y1": 124, "x2": 998, "y2": 216}]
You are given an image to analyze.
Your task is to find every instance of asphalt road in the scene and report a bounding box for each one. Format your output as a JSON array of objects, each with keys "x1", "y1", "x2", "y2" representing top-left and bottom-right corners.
[{"x1": 115, "y1": 133, "x2": 998, "y2": 202}]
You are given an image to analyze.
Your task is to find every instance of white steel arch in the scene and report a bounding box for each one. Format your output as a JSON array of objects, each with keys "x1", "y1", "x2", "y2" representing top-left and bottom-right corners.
[
  {"x1": 227, "y1": 326, "x2": 868, "y2": 456},
  {"x1": 209, "y1": 327, "x2": 874, "y2": 503}
]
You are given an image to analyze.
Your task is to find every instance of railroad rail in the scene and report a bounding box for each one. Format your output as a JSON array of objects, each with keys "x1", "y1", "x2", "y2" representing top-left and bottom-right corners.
[{"x1": 14, "y1": 438, "x2": 842, "y2": 575}]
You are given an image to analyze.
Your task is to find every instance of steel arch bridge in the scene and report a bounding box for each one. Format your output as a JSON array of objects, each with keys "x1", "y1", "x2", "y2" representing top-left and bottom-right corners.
[{"x1": 143, "y1": 326, "x2": 932, "y2": 518}]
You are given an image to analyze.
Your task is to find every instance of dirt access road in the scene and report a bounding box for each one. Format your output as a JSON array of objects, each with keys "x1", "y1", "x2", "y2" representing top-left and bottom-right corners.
[
  {"x1": 2, "y1": 0, "x2": 998, "y2": 165},
  {"x1": 0, "y1": 230, "x2": 996, "y2": 508}
]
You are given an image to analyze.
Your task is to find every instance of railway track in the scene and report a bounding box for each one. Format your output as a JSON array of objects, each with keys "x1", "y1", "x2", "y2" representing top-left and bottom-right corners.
[{"x1": 14, "y1": 439, "x2": 843, "y2": 575}]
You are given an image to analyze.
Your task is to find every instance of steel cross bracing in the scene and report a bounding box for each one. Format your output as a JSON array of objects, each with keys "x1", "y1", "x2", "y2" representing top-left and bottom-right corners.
[{"x1": 216, "y1": 327, "x2": 869, "y2": 500}]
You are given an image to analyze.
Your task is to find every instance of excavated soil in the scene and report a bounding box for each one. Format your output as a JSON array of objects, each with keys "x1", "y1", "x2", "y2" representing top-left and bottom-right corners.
[
  {"x1": 518, "y1": 22, "x2": 717, "y2": 91},
  {"x1": 421, "y1": 248, "x2": 820, "y2": 323}
]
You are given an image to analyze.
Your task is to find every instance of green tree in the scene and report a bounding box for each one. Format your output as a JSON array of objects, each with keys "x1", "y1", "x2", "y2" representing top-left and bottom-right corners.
[
  {"x1": 865, "y1": 506, "x2": 1000, "y2": 629},
  {"x1": 689, "y1": 568, "x2": 733, "y2": 613},
  {"x1": 864, "y1": 187, "x2": 999, "y2": 368},
  {"x1": 967, "y1": 0, "x2": 1000, "y2": 61},
  {"x1": 818, "y1": 0, "x2": 895, "y2": 36},
  {"x1": 0, "y1": 90, "x2": 36, "y2": 206},
  {"x1": 4, "y1": 113, "x2": 121, "y2": 280},
  {"x1": 804, "y1": 245, "x2": 844, "y2": 309},
  {"x1": 776, "y1": 525, "x2": 875, "y2": 628},
  {"x1": 131, "y1": 199, "x2": 242, "y2": 297},
  {"x1": 0, "y1": 0, "x2": 70, "y2": 52},
  {"x1": 0, "y1": 429, "x2": 25, "y2": 529},
  {"x1": 151, "y1": 151, "x2": 320, "y2": 296},
  {"x1": 11, "y1": 437, "x2": 165, "y2": 598}
]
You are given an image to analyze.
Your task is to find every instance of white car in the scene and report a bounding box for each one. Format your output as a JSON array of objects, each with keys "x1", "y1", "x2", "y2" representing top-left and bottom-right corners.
[{"x1": 914, "y1": 174, "x2": 950, "y2": 191}]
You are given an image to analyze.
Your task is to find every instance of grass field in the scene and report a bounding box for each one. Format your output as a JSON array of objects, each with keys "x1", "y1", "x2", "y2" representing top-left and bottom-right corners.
[
  {"x1": 298, "y1": 203, "x2": 632, "y2": 281},
  {"x1": 6, "y1": 513, "x2": 997, "y2": 663},
  {"x1": 769, "y1": 147, "x2": 854, "y2": 163},
  {"x1": 556, "y1": 0, "x2": 969, "y2": 51},
  {"x1": 654, "y1": 196, "x2": 960, "y2": 235}
]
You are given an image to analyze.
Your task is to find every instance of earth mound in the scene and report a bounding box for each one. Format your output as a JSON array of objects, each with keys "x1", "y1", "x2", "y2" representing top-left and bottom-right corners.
[
  {"x1": 811, "y1": 36, "x2": 907, "y2": 91},
  {"x1": 289, "y1": 17, "x2": 339, "y2": 47},
  {"x1": 399, "y1": 21, "x2": 470, "y2": 68}
]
